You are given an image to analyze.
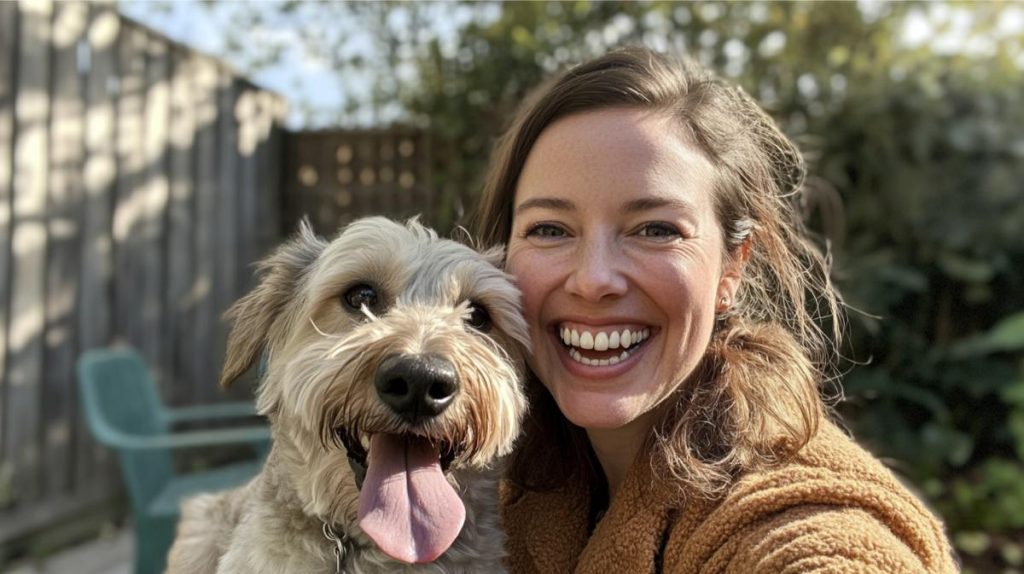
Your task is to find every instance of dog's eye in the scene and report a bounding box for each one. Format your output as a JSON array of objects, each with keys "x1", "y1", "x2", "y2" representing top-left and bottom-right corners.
[
  {"x1": 342, "y1": 284, "x2": 379, "y2": 312},
  {"x1": 466, "y1": 302, "x2": 492, "y2": 332}
]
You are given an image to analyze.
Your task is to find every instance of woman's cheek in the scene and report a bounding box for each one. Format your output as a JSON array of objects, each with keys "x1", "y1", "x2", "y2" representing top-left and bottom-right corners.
[{"x1": 506, "y1": 249, "x2": 543, "y2": 313}]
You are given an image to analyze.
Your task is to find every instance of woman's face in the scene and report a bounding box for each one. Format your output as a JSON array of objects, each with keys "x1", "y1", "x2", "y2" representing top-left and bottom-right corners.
[{"x1": 506, "y1": 108, "x2": 741, "y2": 433}]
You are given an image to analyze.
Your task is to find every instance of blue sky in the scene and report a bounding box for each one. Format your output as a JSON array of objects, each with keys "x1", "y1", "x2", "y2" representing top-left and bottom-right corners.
[{"x1": 118, "y1": 1, "x2": 497, "y2": 128}]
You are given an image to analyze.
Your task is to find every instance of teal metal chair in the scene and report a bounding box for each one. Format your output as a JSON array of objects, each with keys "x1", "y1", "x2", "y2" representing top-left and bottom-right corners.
[{"x1": 77, "y1": 347, "x2": 271, "y2": 574}]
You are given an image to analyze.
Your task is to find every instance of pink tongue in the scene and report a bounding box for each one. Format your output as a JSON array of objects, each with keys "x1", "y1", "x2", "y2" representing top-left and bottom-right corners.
[{"x1": 357, "y1": 434, "x2": 466, "y2": 564}]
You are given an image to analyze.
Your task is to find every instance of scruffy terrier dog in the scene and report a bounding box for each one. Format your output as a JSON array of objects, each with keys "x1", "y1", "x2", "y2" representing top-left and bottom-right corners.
[{"x1": 167, "y1": 217, "x2": 529, "y2": 573}]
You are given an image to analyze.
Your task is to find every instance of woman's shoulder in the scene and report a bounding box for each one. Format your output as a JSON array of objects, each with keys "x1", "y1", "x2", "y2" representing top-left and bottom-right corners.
[{"x1": 664, "y1": 418, "x2": 959, "y2": 573}]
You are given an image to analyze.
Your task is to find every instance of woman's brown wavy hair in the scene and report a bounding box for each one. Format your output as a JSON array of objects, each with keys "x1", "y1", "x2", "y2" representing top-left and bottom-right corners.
[{"x1": 472, "y1": 46, "x2": 843, "y2": 497}]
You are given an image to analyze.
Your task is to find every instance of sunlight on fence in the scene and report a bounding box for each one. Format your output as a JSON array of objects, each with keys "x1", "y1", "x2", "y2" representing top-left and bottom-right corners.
[{"x1": 0, "y1": 0, "x2": 286, "y2": 546}]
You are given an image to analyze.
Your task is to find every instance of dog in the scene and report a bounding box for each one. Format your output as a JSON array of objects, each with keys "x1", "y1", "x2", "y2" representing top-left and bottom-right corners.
[{"x1": 167, "y1": 217, "x2": 529, "y2": 573}]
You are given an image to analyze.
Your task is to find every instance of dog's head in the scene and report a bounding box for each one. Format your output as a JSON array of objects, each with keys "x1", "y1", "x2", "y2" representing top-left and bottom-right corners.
[{"x1": 221, "y1": 217, "x2": 528, "y2": 563}]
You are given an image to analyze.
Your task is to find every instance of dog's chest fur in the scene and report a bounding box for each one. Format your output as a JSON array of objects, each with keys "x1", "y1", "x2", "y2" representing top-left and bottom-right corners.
[{"x1": 176, "y1": 445, "x2": 508, "y2": 573}]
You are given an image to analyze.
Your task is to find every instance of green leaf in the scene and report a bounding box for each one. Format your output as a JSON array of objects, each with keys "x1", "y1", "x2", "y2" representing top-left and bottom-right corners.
[
  {"x1": 937, "y1": 252, "x2": 996, "y2": 283},
  {"x1": 984, "y1": 312, "x2": 1024, "y2": 352},
  {"x1": 955, "y1": 531, "x2": 991, "y2": 557},
  {"x1": 953, "y1": 312, "x2": 1024, "y2": 357},
  {"x1": 921, "y1": 423, "x2": 973, "y2": 467}
]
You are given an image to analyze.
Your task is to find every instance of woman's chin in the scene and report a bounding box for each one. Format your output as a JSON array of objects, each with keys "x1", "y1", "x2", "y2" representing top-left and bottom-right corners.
[{"x1": 555, "y1": 395, "x2": 641, "y2": 431}]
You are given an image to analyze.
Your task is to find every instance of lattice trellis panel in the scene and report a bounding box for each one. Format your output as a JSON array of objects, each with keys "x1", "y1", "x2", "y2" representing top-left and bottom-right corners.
[{"x1": 283, "y1": 128, "x2": 433, "y2": 237}]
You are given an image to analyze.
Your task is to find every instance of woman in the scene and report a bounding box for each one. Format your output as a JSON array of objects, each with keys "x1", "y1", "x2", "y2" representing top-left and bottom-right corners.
[{"x1": 472, "y1": 47, "x2": 956, "y2": 573}]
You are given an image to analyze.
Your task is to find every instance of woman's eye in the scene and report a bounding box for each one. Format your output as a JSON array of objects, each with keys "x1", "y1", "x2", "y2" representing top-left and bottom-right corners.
[
  {"x1": 342, "y1": 283, "x2": 379, "y2": 312},
  {"x1": 465, "y1": 302, "x2": 492, "y2": 332},
  {"x1": 637, "y1": 222, "x2": 681, "y2": 239},
  {"x1": 524, "y1": 223, "x2": 567, "y2": 239}
]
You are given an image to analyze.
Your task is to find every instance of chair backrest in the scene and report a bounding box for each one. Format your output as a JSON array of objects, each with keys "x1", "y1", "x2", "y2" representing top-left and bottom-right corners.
[{"x1": 77, "y1": 347, "x2": 174, "y2": 510}]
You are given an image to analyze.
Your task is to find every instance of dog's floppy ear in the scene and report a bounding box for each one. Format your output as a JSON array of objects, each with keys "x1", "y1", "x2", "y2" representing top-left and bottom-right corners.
[
  {"x1": 221, "y1": 220, "x2": 326, "y2": 387},
  {"x1": 480, "y1": 245, "x2": 507, "y2": 269}
]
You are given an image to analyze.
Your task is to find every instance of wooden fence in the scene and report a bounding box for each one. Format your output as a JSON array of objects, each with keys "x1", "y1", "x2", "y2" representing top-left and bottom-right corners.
[
  {"x1": 282, "y1": 128, "x2": 434, "y2": 236},
  {"x1": 0, "y1": 1, "x2": 286, "y2": 544}
]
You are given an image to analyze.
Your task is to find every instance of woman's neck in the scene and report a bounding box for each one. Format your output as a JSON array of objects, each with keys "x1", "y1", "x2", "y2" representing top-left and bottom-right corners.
[{"x1": 585, "y1": 410, "x2": 657, "y2": 498}]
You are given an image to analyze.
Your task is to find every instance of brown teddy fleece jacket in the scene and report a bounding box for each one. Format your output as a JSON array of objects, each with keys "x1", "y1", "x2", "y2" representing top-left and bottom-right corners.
[{"x1": 501, "y1": 420, "x2": 958, "y2": 573}]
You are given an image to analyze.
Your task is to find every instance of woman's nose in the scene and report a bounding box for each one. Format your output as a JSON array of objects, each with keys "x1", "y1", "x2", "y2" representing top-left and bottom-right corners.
[{"x1": 564, "y1": 238, "x2": 628, "y2": 302}]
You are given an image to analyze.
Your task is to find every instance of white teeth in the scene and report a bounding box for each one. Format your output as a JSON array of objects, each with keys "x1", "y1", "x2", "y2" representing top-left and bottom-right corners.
[
  {"x1": 579, "y1": 331, "x2": 594, "y2": 350},
  {"x1": 560, "y1": 326, "x2": 651, "y2": 350},
  {"x1": 567, "y1": 345, "x2": 639, "y2": 367}
]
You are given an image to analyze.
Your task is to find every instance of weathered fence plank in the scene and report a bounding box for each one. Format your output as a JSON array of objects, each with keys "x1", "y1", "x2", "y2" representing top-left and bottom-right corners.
[
  {"x1": 77, "y1": 1, "x2": 119, "y2": 493},
  {"x1": 212, "y1": 71, "x2": 239, "y2": 401},
  {"x1": 191, "y1": 55, "x2": 220, "y2": 398},
  {"x1": 235, "y1": 88, "x2": 258, "y2": 294},
  {"x1": 7, "y1": 0, "x2": 53, "y2": 506},
  {"x1": 113, "y1": 24, "x2": 148, "y2": 369},
  {"x1": 0, "y1": 0, "x2": 17, "y2": 486},
  {"x1": 166, "y1": 49, "x2": 196, "y2": 404},
  {"x1": 257, "y1": 93, "x2": 284, "y2": 255},
  {"x1": 43, "y1": 0, "x2": 88, "y2": 498},
  {"x1": 142, "y1": 29, "x2": 170, "y2": 391}
]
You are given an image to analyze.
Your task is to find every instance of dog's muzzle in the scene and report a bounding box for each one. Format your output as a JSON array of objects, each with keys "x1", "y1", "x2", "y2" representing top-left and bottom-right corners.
[
  {"x1": 336, "y1": 353, "x2": 460, "y2": 491},
  {"x1": 374, "y1": 353, "x2": 459, "y2": 424}
]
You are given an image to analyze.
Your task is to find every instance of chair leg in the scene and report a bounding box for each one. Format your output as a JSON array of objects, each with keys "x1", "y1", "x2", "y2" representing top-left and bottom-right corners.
[{"x1": 134, "y1": 515, "x2": 177, "y2": 574}]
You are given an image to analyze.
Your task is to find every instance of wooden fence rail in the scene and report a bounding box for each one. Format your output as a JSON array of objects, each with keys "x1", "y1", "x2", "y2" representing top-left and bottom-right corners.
[{"x1": 0, "y1": 1, "x2": 286, "y2": 544}]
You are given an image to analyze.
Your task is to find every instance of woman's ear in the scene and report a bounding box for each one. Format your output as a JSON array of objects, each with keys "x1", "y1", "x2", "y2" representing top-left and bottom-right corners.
[{"x1": 716, "y1": 240, "x2": 750, "y2": 313}]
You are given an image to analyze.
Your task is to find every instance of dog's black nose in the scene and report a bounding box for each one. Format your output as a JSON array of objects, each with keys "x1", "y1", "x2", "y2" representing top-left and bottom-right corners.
[{"x1": 375, "y1": 354, "x2": 459, "y2": 423}]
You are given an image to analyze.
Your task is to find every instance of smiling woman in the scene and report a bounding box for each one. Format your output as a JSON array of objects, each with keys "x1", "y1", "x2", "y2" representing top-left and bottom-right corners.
[
  {"x1": 474, "y1": 47, "x2": 958, "y2": 573},
  {"x1": 507, "y1": 109, "x2": 735, "y2": 486}
]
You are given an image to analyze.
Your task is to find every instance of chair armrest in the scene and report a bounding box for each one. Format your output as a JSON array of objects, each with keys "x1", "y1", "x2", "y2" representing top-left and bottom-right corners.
[
  {"x1": 92, "y1": 424, "x2": 271, "y2": 452},
  {"x1": 162, "y1": 402, "x2": 262, "y2": 424}
]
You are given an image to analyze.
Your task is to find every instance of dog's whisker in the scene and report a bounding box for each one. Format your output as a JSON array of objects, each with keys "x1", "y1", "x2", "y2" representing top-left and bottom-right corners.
[
  {"x1": 327, "y1": 326, "x2": 390, "y2": 359},
  {"x1": 326, "y1": 335, "x2": 361, "y2": 359},
  {"x1": 360, "y1": 303, "x2": 379, "y2": 322},
  {"x1": 309, "y1": 317, "x2": 339, "y2": 339}
]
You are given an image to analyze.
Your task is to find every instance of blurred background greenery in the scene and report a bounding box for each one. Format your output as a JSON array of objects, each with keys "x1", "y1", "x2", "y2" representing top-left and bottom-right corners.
[{"x1": 134, "y1": 1, "x2": 1024, "y2": 571}]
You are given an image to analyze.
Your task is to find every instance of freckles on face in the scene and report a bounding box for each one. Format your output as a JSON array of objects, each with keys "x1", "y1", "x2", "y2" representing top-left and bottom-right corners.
[{"x1": 505, "y1": 108, "x2": 728, "y2": 433}]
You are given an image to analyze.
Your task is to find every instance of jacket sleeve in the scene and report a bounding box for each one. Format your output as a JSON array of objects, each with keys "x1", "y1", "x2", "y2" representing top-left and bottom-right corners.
[{"x1": 721, "y1": 505, "x2": 957, "y2": 574}]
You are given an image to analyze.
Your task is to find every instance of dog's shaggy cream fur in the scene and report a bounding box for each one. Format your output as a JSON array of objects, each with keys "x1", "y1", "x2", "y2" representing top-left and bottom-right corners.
[{"x1": 167, "y1": 218, "x2": 529, "y2": 573}]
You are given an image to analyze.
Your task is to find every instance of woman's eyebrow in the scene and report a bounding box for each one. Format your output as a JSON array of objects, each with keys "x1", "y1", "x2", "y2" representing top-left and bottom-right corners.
[
  {"x1": 622, "y1": 197, "x2": 696, "y2": 215},
  {"x1": 514, "y1": 197, "x2": 576, "y2": 215}
]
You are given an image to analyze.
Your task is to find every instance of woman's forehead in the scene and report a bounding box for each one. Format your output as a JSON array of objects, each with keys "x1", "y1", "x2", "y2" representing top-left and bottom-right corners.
[{"x1": 513, "y1": 109, "x2": 718, "y2": 216}]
